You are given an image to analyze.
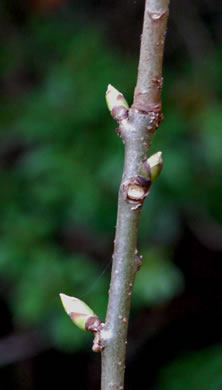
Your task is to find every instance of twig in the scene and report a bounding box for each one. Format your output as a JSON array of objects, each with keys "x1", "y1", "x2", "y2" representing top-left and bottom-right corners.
[{"x1": 100, "y1": 1, "x2": 169, "y2": 389}]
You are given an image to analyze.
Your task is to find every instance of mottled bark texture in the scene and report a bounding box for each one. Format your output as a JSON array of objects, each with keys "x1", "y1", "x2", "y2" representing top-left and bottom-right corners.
[{"x1": 101, "y1": 1, "x2": 170, "y2": 390}]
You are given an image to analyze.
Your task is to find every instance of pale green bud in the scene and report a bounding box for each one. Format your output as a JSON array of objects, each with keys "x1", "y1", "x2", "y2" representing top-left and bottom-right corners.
[
  {"x1": 138, "y1": 159, "x2": 151, "y2": 179},
  {"x1": 105, "y1": 84, "x2": 129, "y2": 122},
  {"x1": 147, "y1": 151, "x2": 163, "y2": 182},
  {"x1": 60, "y1": 293, "x2": 101, "y2": 333}
]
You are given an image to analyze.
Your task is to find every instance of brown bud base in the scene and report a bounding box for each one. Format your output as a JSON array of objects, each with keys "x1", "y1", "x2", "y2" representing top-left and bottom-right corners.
[
  {"x1": 85, "y1": 316, "x2": 102, "y2": 333},
  {"x1": 84, "y1": 316, "x2": 105, "y2": 353},
  {"x1": 111, "y1": 105, "x2": 129, "y2": 122},
  {"x1": 92, "y1": 323, "x2": 105, "y2": 353},
  {"x1": 122, "y1": 176, "x2": 151, "y2": 204}
]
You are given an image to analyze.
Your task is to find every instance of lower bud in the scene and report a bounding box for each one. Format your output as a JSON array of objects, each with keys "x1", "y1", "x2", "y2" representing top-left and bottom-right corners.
[{"x1": 60, "y1": 293, "x2": 101, "y2": 333}]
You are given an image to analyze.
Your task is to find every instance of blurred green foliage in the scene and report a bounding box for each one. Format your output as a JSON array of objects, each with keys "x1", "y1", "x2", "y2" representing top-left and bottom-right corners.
[
  {"x1": 158, "y1": 344, "x2": 222, "y2": 390},
  {"x1": 0, "y1": 13, "x2": 222, "y2": 360},
  {"x1": 133, "y1": 249, "x2": 183, "y2": 308}
]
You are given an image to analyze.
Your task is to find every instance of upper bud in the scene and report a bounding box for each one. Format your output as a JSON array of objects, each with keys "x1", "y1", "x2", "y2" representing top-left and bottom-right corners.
[
  {"x1": 105, "y1": 84, "x2": 129, "y2": 122},
  {"x1": 60, "y1": 293, "x2": 101, "y2": 333},
  {"x1": 147, "y1": 151, "x2": 163, "y2": 182}
]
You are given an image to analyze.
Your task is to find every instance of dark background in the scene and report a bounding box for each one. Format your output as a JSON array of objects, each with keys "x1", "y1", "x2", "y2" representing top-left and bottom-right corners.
[{"x1": 0, "y1": 0, "x2": 222, "y2": 389}]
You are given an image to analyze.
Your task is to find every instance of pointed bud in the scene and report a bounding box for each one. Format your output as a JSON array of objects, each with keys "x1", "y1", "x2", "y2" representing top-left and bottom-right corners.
[
  {"x1": 147, "y1": 151, "x2": 163, "y2": 182},
  {"x1": 105, "y1": 84, "x2": 129, "y2": 122},
  {"x1": 138, "y1": 159, "x2": 151, "y2": 179},
  {"x1": 60, "y1": 293, "x2": 101, "y2": 333}
]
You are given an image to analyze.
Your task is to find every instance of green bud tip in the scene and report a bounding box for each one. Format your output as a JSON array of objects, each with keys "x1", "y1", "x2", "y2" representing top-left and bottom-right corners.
[
  {"x1": 147, "y1": 151, "x2": 163, "y2": 182},
  {"x1": 105, "y1": 84, "x2": 129, "y2": 122},
  {"x1": 60, "y1": 293, "x2": 100, "y2": 332}
]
